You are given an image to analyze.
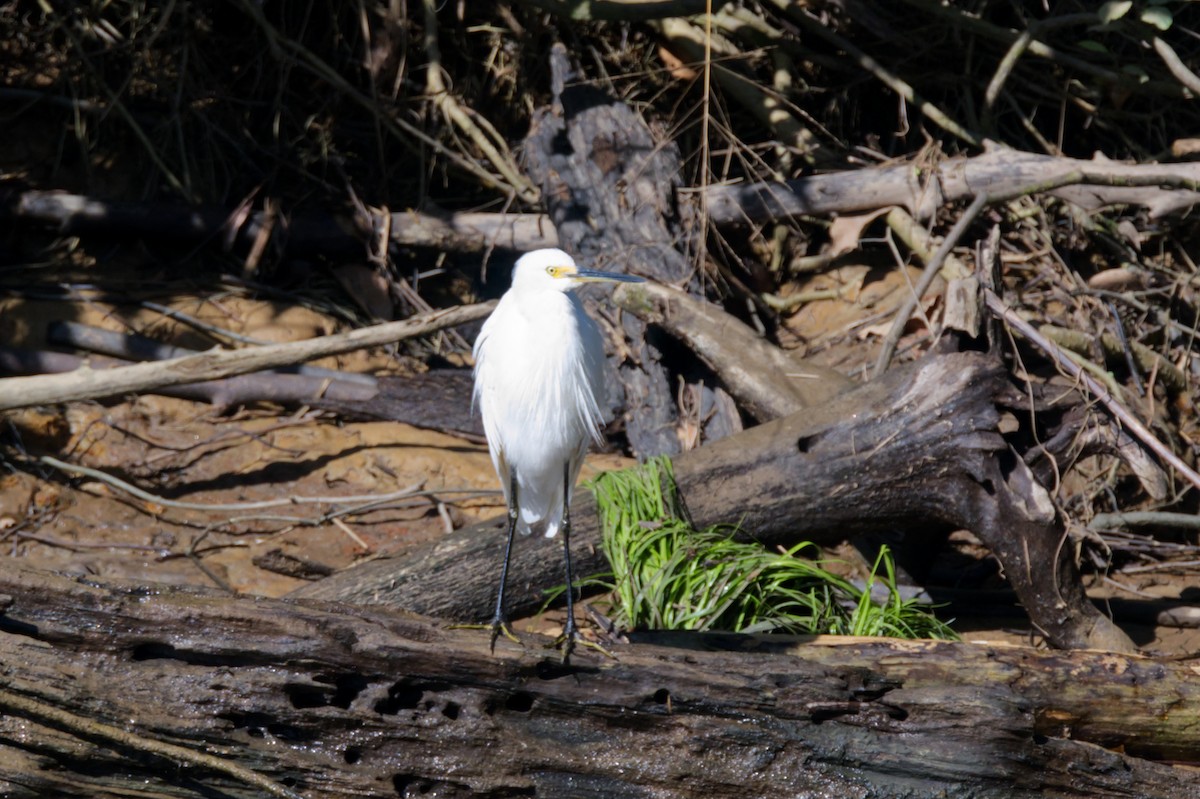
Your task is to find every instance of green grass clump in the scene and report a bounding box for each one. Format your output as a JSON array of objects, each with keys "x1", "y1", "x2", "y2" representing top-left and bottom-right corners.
[{"x1": 582, "y1": 456, "x2": 957, "y2": 640}]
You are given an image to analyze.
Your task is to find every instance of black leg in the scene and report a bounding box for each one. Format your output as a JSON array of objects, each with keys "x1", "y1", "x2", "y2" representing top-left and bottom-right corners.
[
  {"x1": 559, "y1": 461, "x2": 578, "y2": 664},
  {"x1": 489, "y1": 467, "x2": 520, "y2": 653}
]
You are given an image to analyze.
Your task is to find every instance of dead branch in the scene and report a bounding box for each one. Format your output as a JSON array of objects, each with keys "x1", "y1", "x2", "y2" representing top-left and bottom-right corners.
[
  {"x1": 705, "y1": 146, "x2": 1200, "y2": 225},
  {"x1": 613, "y1": 280, "x2": 850, "y2": 420},
  {"x1": 0, "y1": 303, "x2": 492, "y2": 412},
  {"x1": 0, "y1": 564, "x2": 1195, "y2": 799},
  {"x1": 6, "y1": 190, "x2": 557, "y2": 255},
  {"x1": 10, "y1": 147, "x2": 1199, "y2": 264}
]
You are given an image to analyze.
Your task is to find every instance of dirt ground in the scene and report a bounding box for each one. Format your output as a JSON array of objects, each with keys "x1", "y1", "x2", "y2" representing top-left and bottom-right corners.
[{"x1": 1, "y1": 274, "x2": 1197, "y2": 656}]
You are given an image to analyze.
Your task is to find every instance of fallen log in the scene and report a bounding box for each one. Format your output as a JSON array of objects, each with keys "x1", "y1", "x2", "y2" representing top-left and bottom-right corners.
[
  {"x1": 0, "y1": 564, "x2": 1195, "y2": 799},
  {"x1": 704, "y1": 146, "x2": 1200, "y2": 224},
  {"x1": 294, "y1": 350, "x2": 1134, "y2": 653}
]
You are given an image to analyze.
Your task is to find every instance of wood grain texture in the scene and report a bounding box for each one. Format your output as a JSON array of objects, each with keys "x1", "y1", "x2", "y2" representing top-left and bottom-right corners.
[{"x1": 0, "y1": 565, "x2": 1195, "y2": 799}]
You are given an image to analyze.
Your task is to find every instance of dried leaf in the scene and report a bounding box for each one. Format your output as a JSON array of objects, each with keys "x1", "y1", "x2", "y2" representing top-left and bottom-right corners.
[{"x1": 827, "y1": 208, "x2": 890, "y2": 258}]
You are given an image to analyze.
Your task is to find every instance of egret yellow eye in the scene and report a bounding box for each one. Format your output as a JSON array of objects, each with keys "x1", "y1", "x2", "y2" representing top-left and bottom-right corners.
[{"x1": 546, "y1": 266, "x2": 567, "y2": 278}]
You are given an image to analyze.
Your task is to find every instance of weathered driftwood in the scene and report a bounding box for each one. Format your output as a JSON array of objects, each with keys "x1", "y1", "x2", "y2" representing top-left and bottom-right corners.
[
  {"x1": 0, "y1": 565, "x2": 1196, "y2": 799},
  {"x1": 295, "y1": 350, "x2": 1133, "y2": 653},
  {"x1": 0, "y1": 303, "x2": 492, "y2": 412},
  {"x1": 613, "y1": 280, "x2": 851, "y2": 421},
  {"x1": 704, "y1": 146, "x2": 1200, "y2": 224}
]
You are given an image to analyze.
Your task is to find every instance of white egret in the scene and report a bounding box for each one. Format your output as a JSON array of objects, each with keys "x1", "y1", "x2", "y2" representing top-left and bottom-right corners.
[{"x1": 473, "y1": 247, "x2": 643, "y2": 661}]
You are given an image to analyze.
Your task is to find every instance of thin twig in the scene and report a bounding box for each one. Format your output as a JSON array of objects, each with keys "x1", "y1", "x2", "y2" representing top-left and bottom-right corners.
[
  {"x1": 1152, "y1": 37, "x2": 1200, "y2": 96},
  {"x1": 1092, "y1": 511, "x2": 1200, "y2": 532}
]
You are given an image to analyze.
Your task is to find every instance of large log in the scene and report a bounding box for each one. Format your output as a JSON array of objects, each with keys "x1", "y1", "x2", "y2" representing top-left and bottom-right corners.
[
  {"x1": 0, "y1": 565, "x2": 1195, "y2": 799},
  {"x1": 294, "y1": 350, "x2": 1134, "y2": 653}
]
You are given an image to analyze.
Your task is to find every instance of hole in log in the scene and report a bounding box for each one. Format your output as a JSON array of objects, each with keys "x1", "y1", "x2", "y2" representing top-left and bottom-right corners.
[
  {"x1": 796, "y1": 434, "x2": 816, "y2": 453},
  {"x1": 344, "y1": 747, "x2": 361, "y2": 764},
  {"x1": 325, "y1": 672, "x2": 370, "y2": 710},
  {"x1": 505, "y1": 692, "x2": 534, "y2": 713},
  {"x1": 392, "y1": 775, "x2": 440, "y2": 796},
  {"x1": 267, "y1": 723, "x2": 312, "y2": 742},
  {"x1": 285, "y1": 682, "x2": 332, "y2": 710},
  {"x1": 652, "y1": 688, "x2": 671, "y2": 704},
  {"x1": 375, "y1": 682, "x2": 425, "y2": 715},
  {"x1": 219, "y1": 711, "x2": 315, "y2": 743},
  {"x1": 441, "y1": 701, "x2": 461, "y2": 720}
]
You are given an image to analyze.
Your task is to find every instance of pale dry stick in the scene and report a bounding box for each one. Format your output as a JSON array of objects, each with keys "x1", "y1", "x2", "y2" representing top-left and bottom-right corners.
[
  {"x1": 873, "y1": 194, "x2": 989, "y2": 377},
  {"x1": 0, "y1": 683, "x2": 306, "y2": 799},
  {"x1": 1092, "y1": 511, "x2": 1200, "y2": 532},
  {"x1": 985, "y1": 288, "x2": 1200, "y2": 494},
  {"x1": 984, "y1": 13, "x2": 1097, "y2": 117},
  {"x1": 513, "y1": 0, "x2": 721, "y2": 20},
  {"x1": 0, "y1": 302, "x2": 494, "y2": 411},
  {"x1": 984, "y1": 30, "x2": 1032, "y2": 109},
  {"x1": 420, "y1": 0, "x2": 539, "y2": 204},
  {"x1": 41, "y1": 455, "x2": 425, "y2": 513}
]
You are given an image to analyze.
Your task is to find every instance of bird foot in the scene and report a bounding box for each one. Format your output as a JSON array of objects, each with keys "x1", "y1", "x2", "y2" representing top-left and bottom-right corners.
[
  {"x1": 448, "y1": 619, "x2": 521, "y2": 654},
  {"x1": 547, "y1": 624, "x2": 616, "y2": 665}
]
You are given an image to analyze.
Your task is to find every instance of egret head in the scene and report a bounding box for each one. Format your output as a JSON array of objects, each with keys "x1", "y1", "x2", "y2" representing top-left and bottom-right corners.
[{"x1": 510, "y1": 248, "x2": 643, "y2": 293}]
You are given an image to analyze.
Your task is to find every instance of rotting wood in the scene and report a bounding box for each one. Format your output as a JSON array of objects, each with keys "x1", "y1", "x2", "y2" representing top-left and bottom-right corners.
[
  {"x1": 0, "y1": 564, "x2": 1196, "y2": 799},
  {"x1": 295, "y1": 350, "x2": 1135, "y2": 653}
]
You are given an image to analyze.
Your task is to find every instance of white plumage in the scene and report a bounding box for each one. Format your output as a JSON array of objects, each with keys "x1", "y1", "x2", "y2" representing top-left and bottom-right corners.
[
  {"x1": 473, "y1": 253, "x2": 607, "y2": 537},
  {"x1": 470, "y1": 247, "x2": 642, "y2": 658}
]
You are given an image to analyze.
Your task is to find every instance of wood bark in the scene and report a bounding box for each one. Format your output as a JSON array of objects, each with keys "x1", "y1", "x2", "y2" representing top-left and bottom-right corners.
[
  {"x1": 294, "y1": 350, "x2": 1134, "y2": 654},
  {"x1": 0, "y1": 564, "x2": 1196, "y2": 799},
  {"x1": 613, "y1": 280, "x2": 852, "y2": 421},
  {"x1": 6, "y1": 189, "x2": 557, "y2": 255}
]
